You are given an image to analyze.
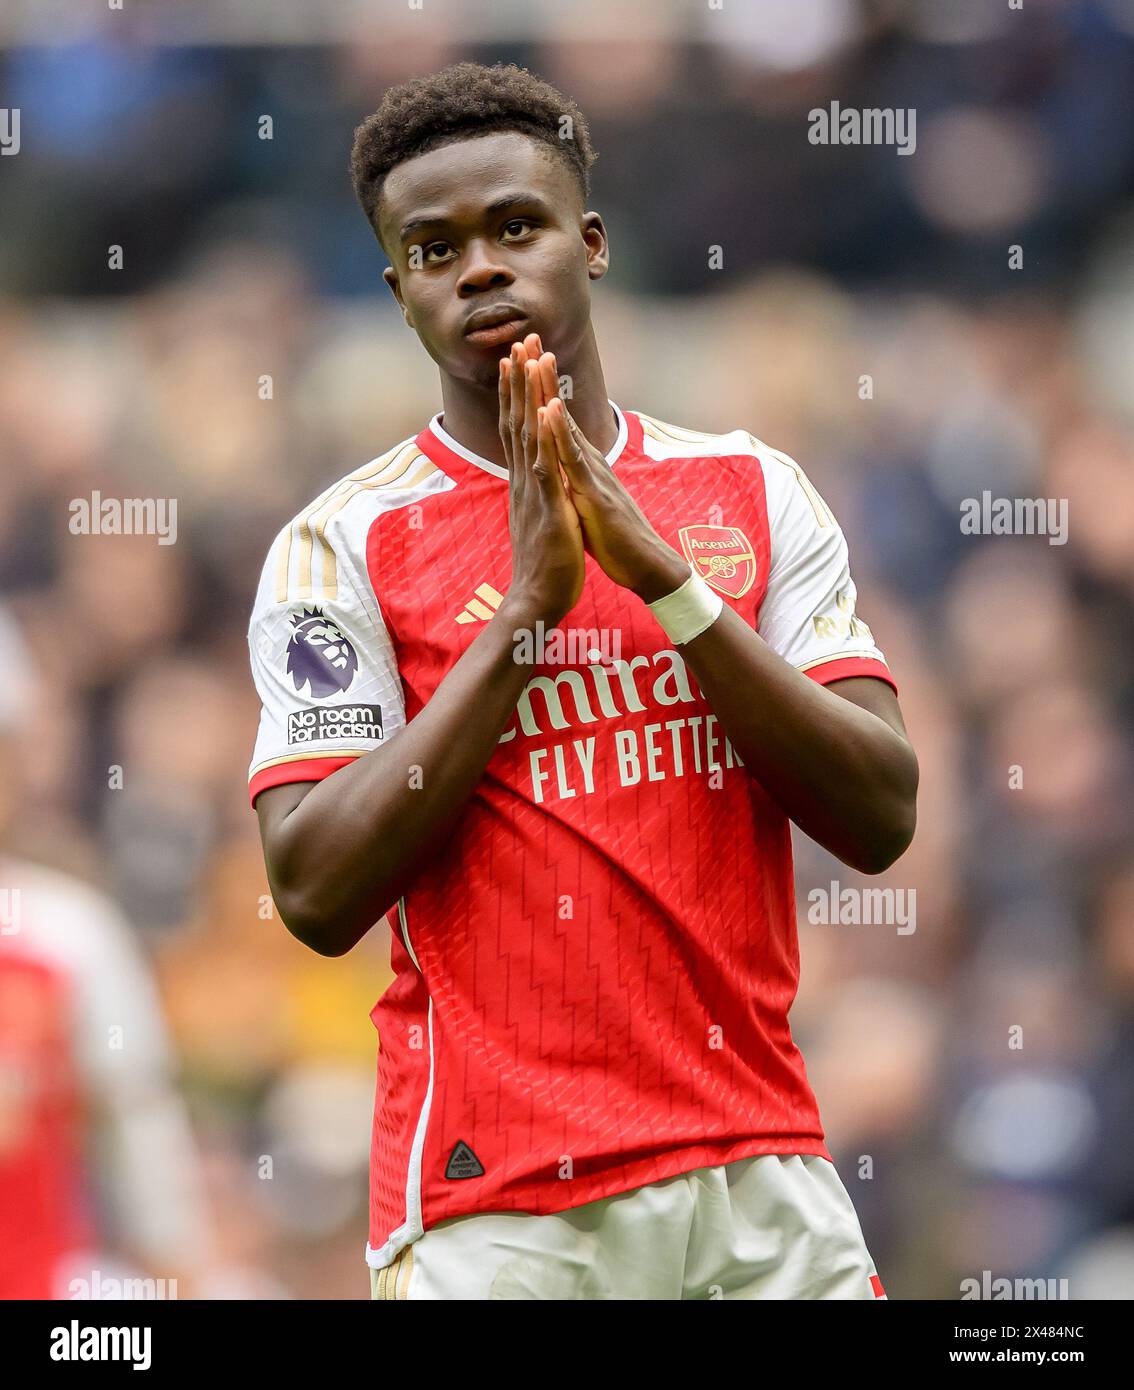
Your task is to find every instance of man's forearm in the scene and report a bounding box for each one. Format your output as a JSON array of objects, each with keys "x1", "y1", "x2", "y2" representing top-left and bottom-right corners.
[
  {"x1": 676, "y1": 603, "x2": 918, "y2": 873},
  {"x1": 268, "y1": 595, "x2": 540, "y2": 953}
]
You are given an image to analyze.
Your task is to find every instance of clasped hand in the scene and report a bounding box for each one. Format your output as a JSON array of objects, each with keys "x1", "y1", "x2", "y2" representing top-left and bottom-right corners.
[{"x1": 498, "y1": 333, "x2": 689, "y2": 625}]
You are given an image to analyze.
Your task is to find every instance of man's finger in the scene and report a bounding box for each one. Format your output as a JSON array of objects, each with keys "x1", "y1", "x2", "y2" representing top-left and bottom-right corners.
[
  {"x1": 509, "y1": 342, "x2": 526, "y2": 466},
  {"x1": 498, "y1": 357, "x2": 514, "y2": 472},
  {"x1": 537, "y1": 350, "x2": 559, "y2": 406},
  {"x1": 523, "y1": 358, "x2": 544, "y2": 466},
  {"x1": 501, "y1": 358, "x2": 526, "y2": 510},
  {"x1": 548, "y1": 396, "x2": 591, "y2": 488},
  {"x1": 534, "y1": 405, "x2": 567, "y2": 503}
]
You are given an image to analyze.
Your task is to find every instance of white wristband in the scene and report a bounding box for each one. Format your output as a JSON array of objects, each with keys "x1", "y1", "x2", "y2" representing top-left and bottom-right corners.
[{"x1": 646, "y1": 564, "x2": 723, "y2": 645}]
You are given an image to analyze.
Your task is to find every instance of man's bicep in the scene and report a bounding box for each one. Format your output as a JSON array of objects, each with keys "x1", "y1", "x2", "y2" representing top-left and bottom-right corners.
[
  {"x1": 824, "y1": 676, "x2": 909, "y2": 741},
  {"x1": 256, "y1": 779, "x2": 316, "y2": 848}
]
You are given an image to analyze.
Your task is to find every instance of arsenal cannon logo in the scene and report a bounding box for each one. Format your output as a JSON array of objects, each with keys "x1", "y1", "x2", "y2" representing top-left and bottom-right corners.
[{"x1": 677, "y1": 525, "x2": 757, "y2": 598}]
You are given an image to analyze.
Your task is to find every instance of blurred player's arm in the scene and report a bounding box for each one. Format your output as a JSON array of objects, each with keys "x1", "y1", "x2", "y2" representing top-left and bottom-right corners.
[
  {"x1": 256, "y1": 347, "x2": 583, "y2": 956},
  {"x1": 78, "y1": 890, "x2": 219, "y2": 1295}
]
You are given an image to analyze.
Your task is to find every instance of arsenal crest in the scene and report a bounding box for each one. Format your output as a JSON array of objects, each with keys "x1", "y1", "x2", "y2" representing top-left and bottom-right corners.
[{"x1": 678, "y1": 525, "x2": 757, "y2": 598}]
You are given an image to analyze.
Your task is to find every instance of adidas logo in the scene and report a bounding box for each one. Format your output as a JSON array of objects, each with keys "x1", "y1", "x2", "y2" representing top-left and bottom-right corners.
[
  {"x1": 444, "y1": 1140, "x2": 485, "y2": 1180},
  {"x1": 455, "y1": 583, "x2": 504, "y2": 624}
]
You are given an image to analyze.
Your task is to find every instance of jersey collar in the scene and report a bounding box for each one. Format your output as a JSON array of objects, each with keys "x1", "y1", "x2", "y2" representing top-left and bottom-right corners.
[{"x1": 416, "y1": 400, "x2": 640, "y2": 483}]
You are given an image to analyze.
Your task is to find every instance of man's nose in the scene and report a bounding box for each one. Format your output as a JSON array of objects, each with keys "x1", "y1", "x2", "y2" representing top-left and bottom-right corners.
[{"x1": 457, "y1": 240, "x2": 514, "y2": 295}]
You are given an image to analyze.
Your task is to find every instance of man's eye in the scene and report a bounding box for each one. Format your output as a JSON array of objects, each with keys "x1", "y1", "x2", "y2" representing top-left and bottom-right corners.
[
  {"x1": 501, "y1": 220, "x2": 533, "y2": 239},
  {"x1": 422, "y1": 242, "x2": 451, "y2": 263}
]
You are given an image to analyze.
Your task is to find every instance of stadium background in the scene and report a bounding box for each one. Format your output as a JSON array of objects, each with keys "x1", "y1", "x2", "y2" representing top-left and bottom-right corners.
[{"x1": 2, "y1": 0, "x2": 1134, "y2": 1299}]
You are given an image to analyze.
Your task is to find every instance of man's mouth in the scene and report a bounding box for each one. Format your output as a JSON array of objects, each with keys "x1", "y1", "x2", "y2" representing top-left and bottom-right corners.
[{"x1": 463, "y1": 305, "x2": 529, "y2": 348}]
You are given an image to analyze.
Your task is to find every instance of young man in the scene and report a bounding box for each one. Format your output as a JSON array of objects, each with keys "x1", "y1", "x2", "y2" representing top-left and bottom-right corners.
[{"x1": 247, "y1": 62, "x2": 918, "y2": 1300}]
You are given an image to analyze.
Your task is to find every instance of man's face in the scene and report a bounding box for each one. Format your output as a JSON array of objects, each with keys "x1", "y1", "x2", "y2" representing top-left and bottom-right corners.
[{"x1": 377, "y1": 131, "x2": 607, "y2": 389}]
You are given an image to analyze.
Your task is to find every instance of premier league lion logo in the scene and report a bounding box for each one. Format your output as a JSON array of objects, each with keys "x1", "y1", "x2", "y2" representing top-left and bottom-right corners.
[{"x1": 286, "y1": 606, "x2": 359, "y2": 697}]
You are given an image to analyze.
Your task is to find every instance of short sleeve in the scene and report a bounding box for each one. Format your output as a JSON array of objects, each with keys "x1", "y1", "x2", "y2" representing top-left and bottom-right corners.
[
  {"x1": 247, "y1": 520, "x2": 407, "y2": 808},
  {"x1": 755, "y1": 445, "x2": 896, "y2": 693},
  {"x1": 67, "y1": 885, "x2": 215, "y2": 1266}
]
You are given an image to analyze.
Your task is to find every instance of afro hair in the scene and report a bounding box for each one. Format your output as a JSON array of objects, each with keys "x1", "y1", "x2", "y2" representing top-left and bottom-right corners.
[{"x1": 350, "y1": 61, "x2": 598, "y2": 242}]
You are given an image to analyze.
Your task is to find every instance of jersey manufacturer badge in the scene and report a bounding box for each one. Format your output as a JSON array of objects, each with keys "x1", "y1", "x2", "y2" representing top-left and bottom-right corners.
[
  {"x1": 678, "y1": 525, "x2": 757, "y2": 598},
  {"x1": 444, "y1": 1140, "x2": 485, "y2": 1180}
]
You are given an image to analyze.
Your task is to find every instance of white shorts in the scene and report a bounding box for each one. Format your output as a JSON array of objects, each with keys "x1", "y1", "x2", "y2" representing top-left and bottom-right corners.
[{"x1": 369, "y1": 1152, "x2": 887, "y2": 1300}]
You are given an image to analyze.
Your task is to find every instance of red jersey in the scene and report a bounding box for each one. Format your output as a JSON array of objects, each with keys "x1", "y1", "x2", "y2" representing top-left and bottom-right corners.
[
  {"x1": 247, "y1": 405, "x2": 896, "y2": 1270},
  {"x1": 0, "y1": 855, "x2": 212, "y2": 1297},
  {"x1": 0, "y1": 946, "x2": 89, "y2": 1298}
]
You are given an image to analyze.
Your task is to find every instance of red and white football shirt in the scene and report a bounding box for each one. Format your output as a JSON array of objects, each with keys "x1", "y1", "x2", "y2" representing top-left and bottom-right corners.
[
  {"x1": 246, "y1": 404, "x2": 896, "y2": 1270},
  {"x1": 0, "y1": 856, "x2": 207, "y2": 1297}
]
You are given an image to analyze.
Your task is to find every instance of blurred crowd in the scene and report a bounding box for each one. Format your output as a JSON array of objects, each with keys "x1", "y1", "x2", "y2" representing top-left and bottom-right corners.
[{"x1": 2, "y1": 2, "x2": 1134, "y2": 1299}]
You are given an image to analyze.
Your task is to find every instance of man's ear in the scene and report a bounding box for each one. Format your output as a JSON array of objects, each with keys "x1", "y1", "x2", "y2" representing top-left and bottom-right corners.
[
  {"x1": 383, "y1": 267, "x2": 413, "y2": 329},
  {"x1": 581, "y1": 212, "x2": 609, "y2": 282}
]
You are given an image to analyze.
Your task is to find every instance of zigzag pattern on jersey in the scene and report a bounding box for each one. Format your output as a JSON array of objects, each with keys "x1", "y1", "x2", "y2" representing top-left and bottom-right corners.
[
  {"x1": 637, "y1": 411, "x2": 835, "y2": 529},
  {"x1": 274, "y1": 439, "x2": 439, "y2": 603}
]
